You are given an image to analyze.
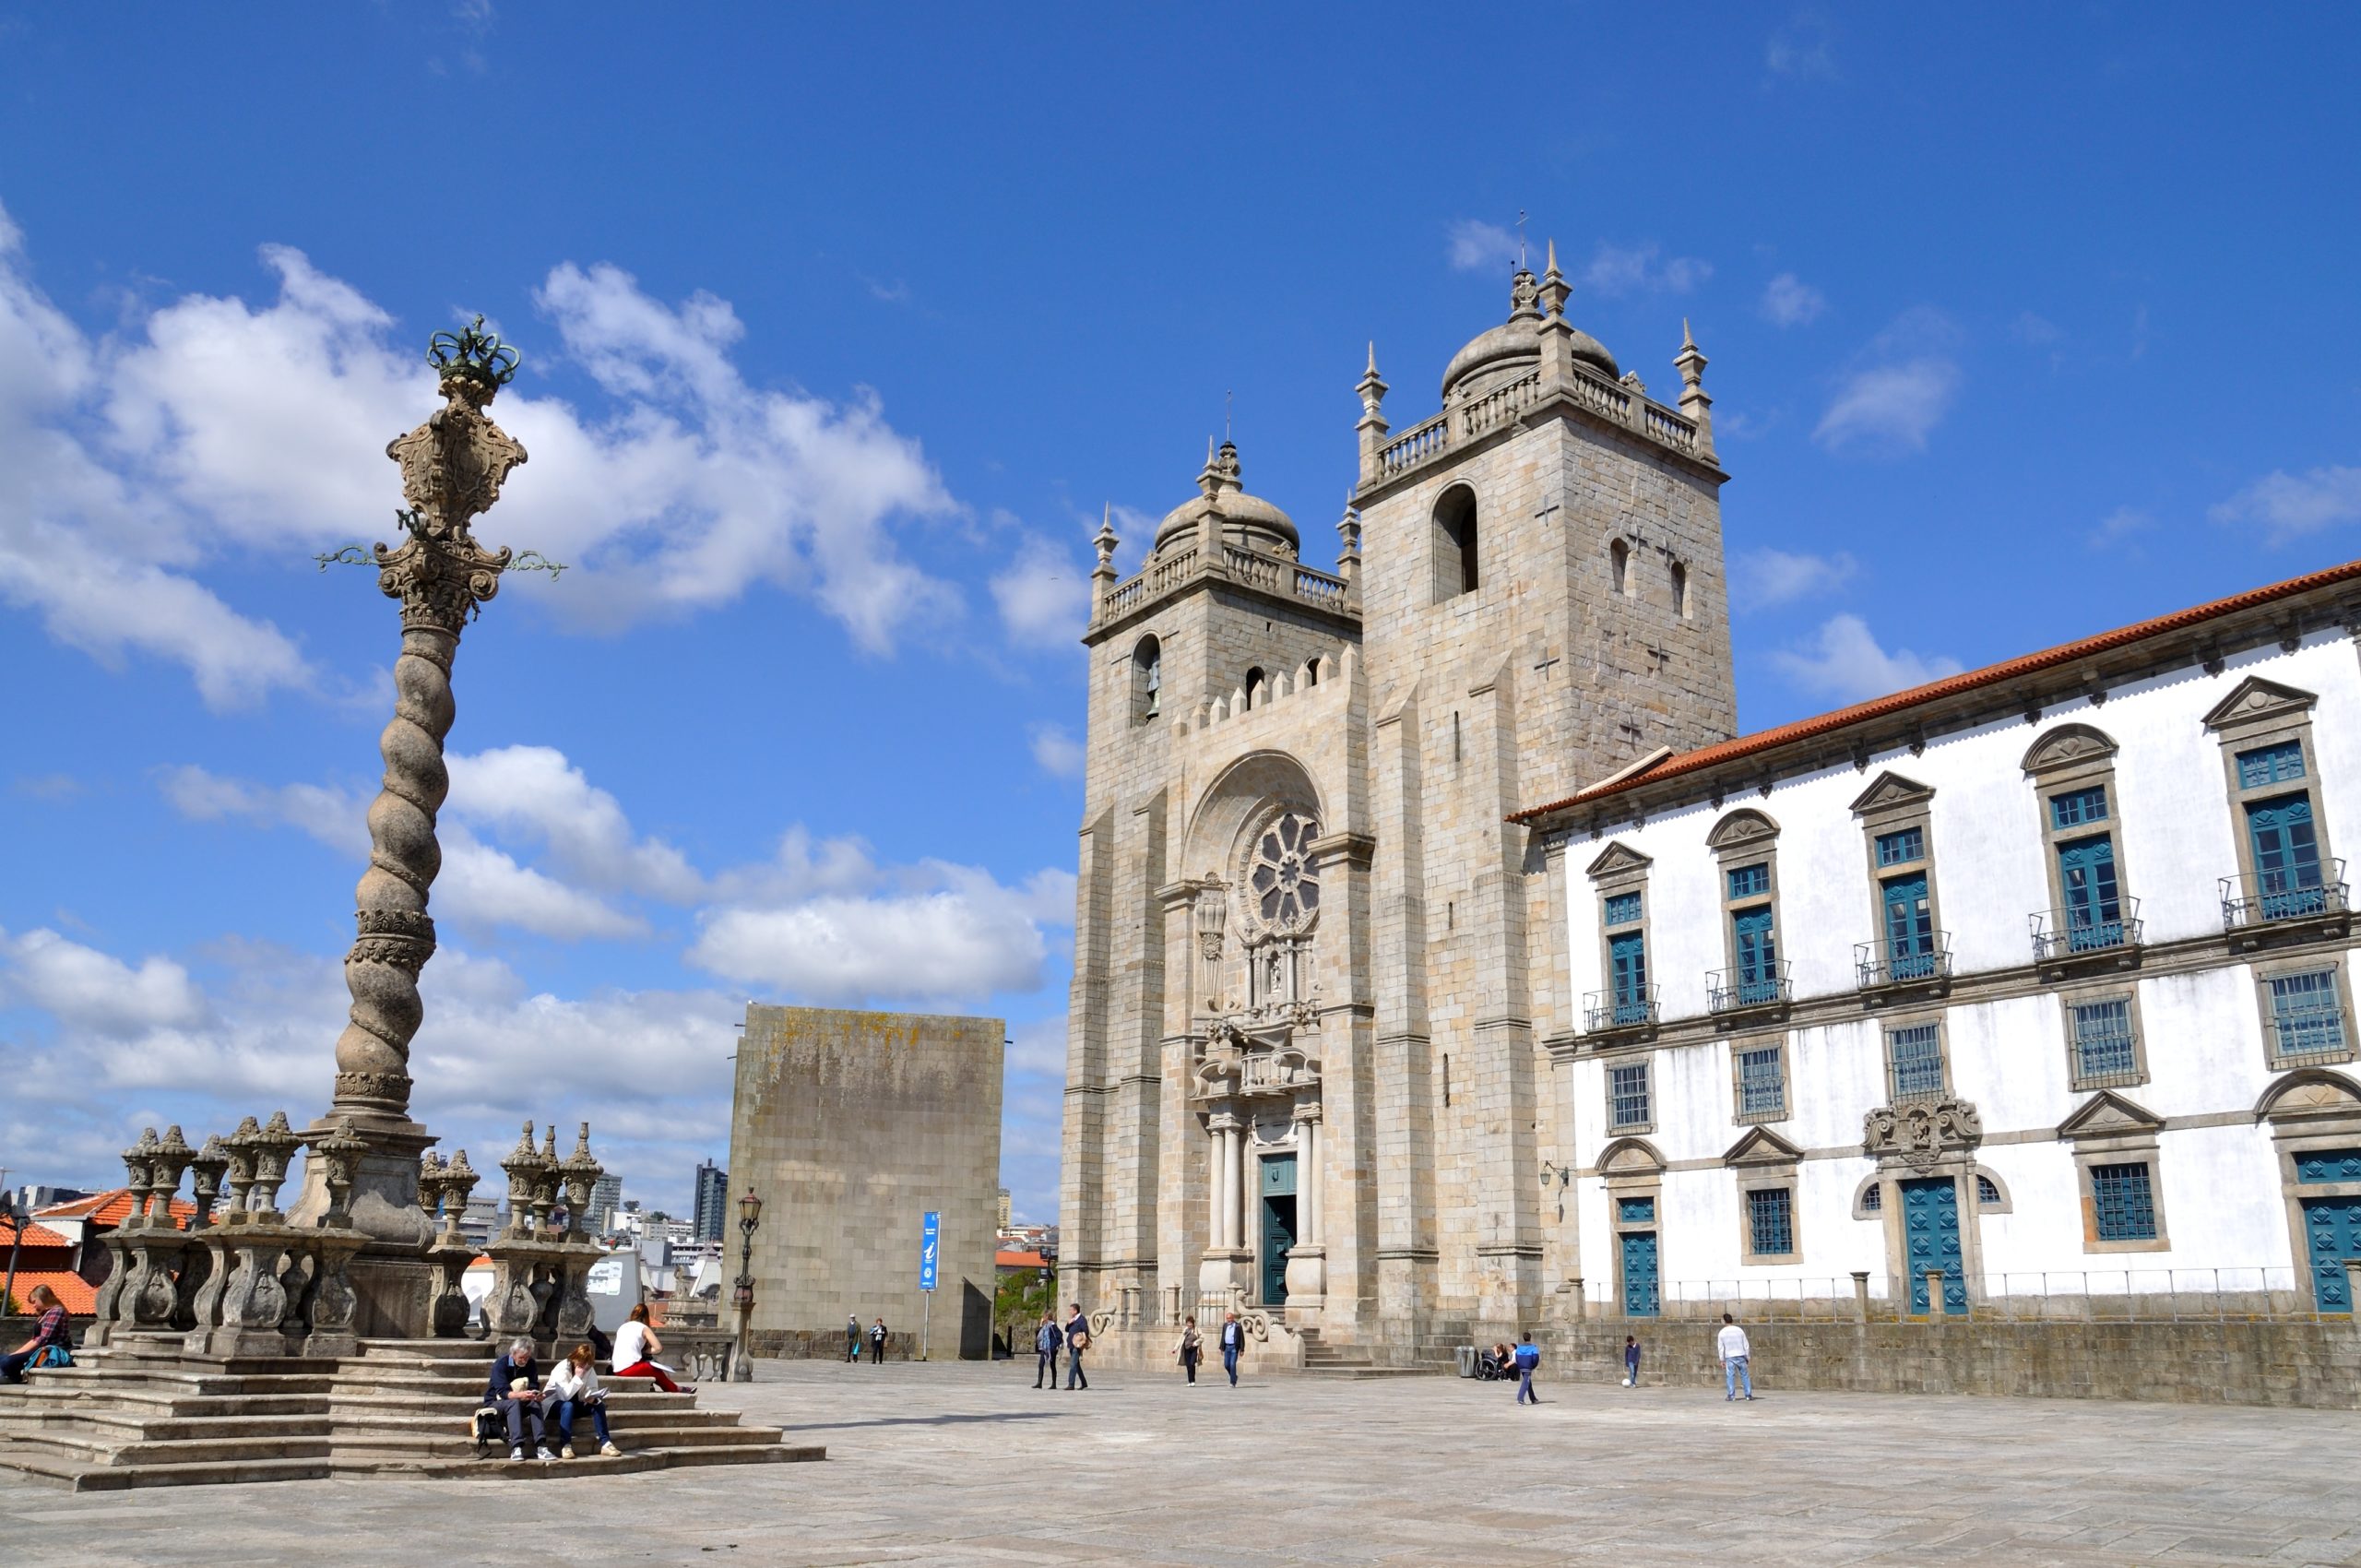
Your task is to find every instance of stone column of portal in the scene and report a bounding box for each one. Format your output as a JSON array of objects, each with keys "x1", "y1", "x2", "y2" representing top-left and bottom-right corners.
[
  {"x1": 1201, "y1": 1111, "x2": 1246, "y2": 1297},
  {"x1": 291, "y1": 319, "x2": 529, "y2": 1264},
  {"x1": 1285, "y1": 1103, "x2": 1325, "y2": 1318}
]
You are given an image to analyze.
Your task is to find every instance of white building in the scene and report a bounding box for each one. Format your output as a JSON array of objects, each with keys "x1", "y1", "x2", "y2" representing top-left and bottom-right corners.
[{"x1": 1513, "y1": 560, "x2": 2361, "y2": 1320}]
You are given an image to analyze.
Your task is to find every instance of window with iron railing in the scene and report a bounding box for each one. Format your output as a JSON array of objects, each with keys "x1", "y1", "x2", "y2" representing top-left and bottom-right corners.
[
  {"x1": 2268, "y1": 969, "x2": 2350, "y2": 1064},
  {"x1": 1736, "y1": 1045, "x2": 1786, "y2": 1121},
  {"x1": 1608, "y1": 1063, "x2": 1652, "y2": 1131},
  {"x1": 1745, "y1": 1187, "x2": 1794, "y2": 1257},
  {"x1": 2070, "y1": 999, "x2": 2141, "y2": 1088},
  {"x1": 2091, "y1": 1161, "x2": 2157, "y2": 1242},
  {"x1": 1887, "y1": 1022, "x2": 1944, "y2": 1102}
]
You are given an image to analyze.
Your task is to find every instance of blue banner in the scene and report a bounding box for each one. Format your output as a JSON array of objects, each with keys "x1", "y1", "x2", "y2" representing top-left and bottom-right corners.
[{"x1": 919, "y1": 1210, "x2": 941, "y2": 1291}]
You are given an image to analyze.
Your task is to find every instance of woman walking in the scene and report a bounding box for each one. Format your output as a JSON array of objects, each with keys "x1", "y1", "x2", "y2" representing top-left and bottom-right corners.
[
  {"x1": 611, "y1": 1303, "x2": 694, "y2": 1395},
  {"x1": 1174, "y1": 1315, "x2": 1202, "y2": 1385}
]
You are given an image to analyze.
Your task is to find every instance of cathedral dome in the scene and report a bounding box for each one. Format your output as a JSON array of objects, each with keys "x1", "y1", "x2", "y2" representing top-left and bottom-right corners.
[
  {"x1": 1154, "y1": 439, "x2": 1299, "y2": 557},
  {"x1": 1440, "y1": 267, "x2": 1619, "y2": 399}
]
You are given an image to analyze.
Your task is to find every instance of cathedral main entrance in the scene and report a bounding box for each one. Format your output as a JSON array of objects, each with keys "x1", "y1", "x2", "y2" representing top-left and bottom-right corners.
[{"x1": 1259, "y1": 1153, "x2": 1297, "y2": 1307}]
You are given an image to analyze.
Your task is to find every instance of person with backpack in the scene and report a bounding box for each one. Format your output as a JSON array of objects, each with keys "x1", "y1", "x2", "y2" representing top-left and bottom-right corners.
[
  {"x1": 0, "y1": 1285, "x2": 69, "y2": 1384},
  {"x1": 1032, "y1": 1312, "x2": 1062, "y2": 1388},
  {"x1": 1513, "y1": 1331, "x2": 1541, "y2": 1405}
]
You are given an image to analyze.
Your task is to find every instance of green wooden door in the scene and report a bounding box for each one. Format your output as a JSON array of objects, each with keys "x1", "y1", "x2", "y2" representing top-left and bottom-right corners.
[{"x1": 1259, "y1": 1154, "x2": 1297, "y2": 1307}]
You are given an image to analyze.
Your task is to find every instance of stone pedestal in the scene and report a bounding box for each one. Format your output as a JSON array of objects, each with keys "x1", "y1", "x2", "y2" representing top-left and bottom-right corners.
[
  {"x1": 1284, "y1": 1243, "x2": 1326, "y2": 1321},
  {"x1": 1199, "y1": 1249, "x2": 1252, "y2": 1299}
]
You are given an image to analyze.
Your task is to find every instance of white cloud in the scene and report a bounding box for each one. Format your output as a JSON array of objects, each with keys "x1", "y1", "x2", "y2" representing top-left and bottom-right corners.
[
  {"x1": 1447, "y1": 220, "x2": 1520, "y2": 273},
  {"x1": 445, "y1": 745, "x2": 702, "y2": 901},
  {"x1": 1814, "y1": 313, "x2": 1963, "y2": 454},
  {"x1": 0, "y1": 203, "x2": 967, "y2": 710},
  {"x1": 1580, "y1": 243, "x2": 1711, "y2": 299},
  {"x1": 2210, "y1": 467, "x2": 2361, "y2": 545},
  {"x1": 1730, "y1": 548, "x2": 1857, "y2": 610},
  {"x1": 1767, "y1": 614, "x2": 1964, "y2": 703},
  {"x1": 158, "y1": 765, "x2": 362, "y2": 849},
  {"x1": 2089, "y1": 506, "x2": 2153, "y2": 552},
  {"x1": 1761, "y1": 273, "x2": 1826, "y2": 327},
  {"x1": 436, "y1": 826, "x2": 648, "y2": 942},
  {"x1": 1766, "y1": 13, "x2": 1838, "y2": 79},
  {"x1": 687, "y1": 864, "x2": 1054, "y2": 1005},
  {"x1": 990, "y1": 534, "x2": 1089, "y2": 648},
  {"x1": 0, "y1": 927, "x2": 209, "y2": 1038},
  {"x1": 1029, "y1": 722, "x2": 1085, "y2": 778}
]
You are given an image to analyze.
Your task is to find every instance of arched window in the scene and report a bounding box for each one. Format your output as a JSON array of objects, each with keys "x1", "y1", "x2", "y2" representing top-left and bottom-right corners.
[
  {"x1": 1671, "y1": 561, "x2": 1690, "y2": 618},
  {"x1": 1431, "y1": 484, "x2": 1478, "y2": 601},
  {"x1": 1304, "y1": 656, "x2": 1321, "y2": 687},
  {"x1": 1976, "y1": 1175, "x2": 2001, "y2": 1206},
  {"x1": 1611, "y1": 539, "x2": 1631, "y2": 597},
  {"x1": 1244, "y1": 667, "x2": 1267, "y2": 708},
  {"x1": 1133, "y1": 636, "x2": 1162, "y2": 725}
]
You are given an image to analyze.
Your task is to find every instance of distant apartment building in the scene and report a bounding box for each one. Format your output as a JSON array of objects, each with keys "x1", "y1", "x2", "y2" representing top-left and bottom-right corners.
[
  {"x1": 692, "y1": 1159, "x2": 729, "y2": 1244},
  {"x1": 587, "y1": 1172, "x2": 623, "y2": 1236}
]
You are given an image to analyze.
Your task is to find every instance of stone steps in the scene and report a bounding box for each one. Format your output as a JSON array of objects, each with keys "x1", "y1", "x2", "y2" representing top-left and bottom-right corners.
[{"x1": 0, "y1": 1339, "x2": 822, "y2": 1490}]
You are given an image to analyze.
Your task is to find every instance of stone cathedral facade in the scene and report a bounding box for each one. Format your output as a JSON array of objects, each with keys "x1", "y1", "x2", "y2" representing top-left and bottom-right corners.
[{"x1": 1061, "y1": 252, "x2": 1736, "y2": 1347}]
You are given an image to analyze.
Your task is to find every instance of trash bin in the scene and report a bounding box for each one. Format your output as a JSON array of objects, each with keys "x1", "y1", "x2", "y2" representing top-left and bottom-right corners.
[{"x1": 1455, "y1": 1344, "x2": 1478, "y2": 1378}]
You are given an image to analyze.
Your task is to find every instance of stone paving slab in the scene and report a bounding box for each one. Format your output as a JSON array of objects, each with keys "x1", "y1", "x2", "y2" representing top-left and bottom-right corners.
[{"x1": 2, "y1": 1359, "x2": 2359, "y2": 1566}]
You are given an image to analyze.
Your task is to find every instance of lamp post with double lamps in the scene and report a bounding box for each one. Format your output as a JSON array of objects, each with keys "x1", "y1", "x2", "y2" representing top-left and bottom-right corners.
[{"x1": 731, "y1": 1188, "x2": 763, "y2": 1382}]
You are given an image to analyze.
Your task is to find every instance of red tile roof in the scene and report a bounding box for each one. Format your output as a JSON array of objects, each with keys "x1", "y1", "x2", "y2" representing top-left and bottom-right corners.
[
  {"x1": 8, "y1": 1223, "x2": 77, "y2": 1250},
  {"x1": 33, "y1": 1189, "x2": 197, "y2": 1229},
  {"x1": 7, "y1": 1270, "x2": 96, "y2": 1315},
  {"x1": 996, "y1": 1250, "x2": 1050, "y2": 1270},
  {"x1": 1512, "y1": 556, "x2": 2361, "y2": 823}
]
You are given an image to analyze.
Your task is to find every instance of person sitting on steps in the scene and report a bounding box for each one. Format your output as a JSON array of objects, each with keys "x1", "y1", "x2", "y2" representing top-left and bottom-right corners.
[
  {"x1": 546, "y1": 1341, "x2": 622, "y2": 1458},
  {"x1": 611, "y1": 1302, "x2": 694, "y2": 1395},
  {"x1": 0, "y1": 1286, "x2": 69, "y2": 1384},
  {"x1": 484, "y1": 1337, "x2": 556, "y2": 1462}
]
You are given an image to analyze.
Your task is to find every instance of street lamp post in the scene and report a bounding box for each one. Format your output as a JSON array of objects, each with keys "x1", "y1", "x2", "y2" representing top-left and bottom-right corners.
[
  {"x1": 0, "y1": 1190, "x2": 24, "y2": 1320},
  {"x1": 731, "y1": 1188, "x2": 762, "y2": 1383}
]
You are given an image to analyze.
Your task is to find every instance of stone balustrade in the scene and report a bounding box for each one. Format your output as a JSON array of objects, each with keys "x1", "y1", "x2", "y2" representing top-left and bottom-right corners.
[
  {"x1": 1373, "y1": 362, "x2": 1701, "y2": 489},
  {"x1": 474, "y1": 1119, "x2": 611, "y2": 1346},
  {"x1": 1092, "y1": 539, "x2": 1355, "y2": 630}
]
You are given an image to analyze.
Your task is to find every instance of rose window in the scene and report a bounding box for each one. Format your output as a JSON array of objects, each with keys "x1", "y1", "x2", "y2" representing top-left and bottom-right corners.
[{"x1": 1250, "y1": 813, "x2": 1321, "y2": 928}]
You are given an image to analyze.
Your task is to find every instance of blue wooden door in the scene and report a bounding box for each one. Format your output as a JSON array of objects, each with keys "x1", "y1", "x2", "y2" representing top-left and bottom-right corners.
[
  {"x1": 1259, "y1": 1155, "x2": 1297, "y2": 1307},
  {"x1": 2057, "y1": 836, "x2": 2123, "y2": 949},
  {"x1": 2248, "y1": 795, "x2": 2325, "y2": 918},
  {"x1": 1900, "y1": 1176, "x2": 1967, "y2": 1314},
  {"x1": 2296, "y1": 1146, "x2": 2361, "y2": 1311},
  {"x1": 1880, "y1": 873, "x2": 1934, "y2": 979},
  {"x1": 1619, "y1": 1229, "x2": 1659, "y2": 1317},
  {"x1": 1608, "y1": 930, "x2": 1648, "y2": 1023},
  {"x1": 1733, "y1": 908, "x2": 1777, "y2": 1003}
]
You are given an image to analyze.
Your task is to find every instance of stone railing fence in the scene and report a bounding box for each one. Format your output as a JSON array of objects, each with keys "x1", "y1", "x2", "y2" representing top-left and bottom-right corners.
[
  {"x1": 467, "y1": 1120, "x2": 612, "y2": 1348},
  {"x1": 1624, "y1": 1265, "x2": 2343, "y2": 1324},
  {"x1": 88, "y1": 1113, "x2": 374, "y2": 1358},
  {"x1": 1373, "y1": 363, "x2": 1700, "y2": 488},
  {"x1": 1094, "y1": 539, "x2": 1353, "y2": 630}
]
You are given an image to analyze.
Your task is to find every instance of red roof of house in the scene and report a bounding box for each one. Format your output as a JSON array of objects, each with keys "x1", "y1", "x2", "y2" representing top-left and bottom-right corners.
[
  {"x1": 9, "y1": 1222, "x2": 77, "y2": 1250},
  {"x1": 996, "y1": 1249, "x2": 1049, "y2": 1270},
  {"x1": 34, "y1": 1189, "x2": 197, "y2": 1228},
  {"x1": 1511, "y1": 556, "x2": 2361, "y2": 823},
  {"x1": 8, "y1": 1270, "x2": 96, "y2": 1315}
]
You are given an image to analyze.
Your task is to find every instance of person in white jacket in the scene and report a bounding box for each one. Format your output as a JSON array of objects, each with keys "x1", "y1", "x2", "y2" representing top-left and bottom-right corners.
[
  {"x1": 1716, "y1": 1313, "x2": 1754, "y2": 1402},
  {"x1": 548, "y1": 1343, "x2": 622, "y2": 1457}
]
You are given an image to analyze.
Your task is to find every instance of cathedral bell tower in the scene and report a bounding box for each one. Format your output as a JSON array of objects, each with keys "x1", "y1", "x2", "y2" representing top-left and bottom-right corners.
[{"x1": 1349, "y1": 242, "x2": 1738, "y2": 1331}]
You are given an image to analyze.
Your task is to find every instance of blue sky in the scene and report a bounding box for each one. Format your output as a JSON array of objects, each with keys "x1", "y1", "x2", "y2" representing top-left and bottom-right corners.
[{"x1": 1, "y1": 6, "x2": 2355, "y2": 1221}]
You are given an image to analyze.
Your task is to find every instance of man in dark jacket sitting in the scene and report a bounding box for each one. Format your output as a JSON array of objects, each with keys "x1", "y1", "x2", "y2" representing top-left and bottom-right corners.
[{"x1": 485, "y1": 1338, "x2": 556, "y2": 1462}]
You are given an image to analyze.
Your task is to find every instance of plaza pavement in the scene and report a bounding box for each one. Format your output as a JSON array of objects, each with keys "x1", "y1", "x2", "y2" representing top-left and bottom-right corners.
[{"x1": 6, "y1": 1354, "x2": 2360, "y2": 1566}]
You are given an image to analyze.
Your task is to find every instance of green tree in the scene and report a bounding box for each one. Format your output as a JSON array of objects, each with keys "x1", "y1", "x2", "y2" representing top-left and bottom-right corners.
[{"x1": 993, "y1": 1269, "x2": 1052, "y2": 1348}]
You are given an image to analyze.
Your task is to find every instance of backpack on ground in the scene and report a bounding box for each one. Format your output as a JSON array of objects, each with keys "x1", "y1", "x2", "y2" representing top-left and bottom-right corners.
[{"x1": 470, "y1": 1406, "x2": 504, "y2": 1456}]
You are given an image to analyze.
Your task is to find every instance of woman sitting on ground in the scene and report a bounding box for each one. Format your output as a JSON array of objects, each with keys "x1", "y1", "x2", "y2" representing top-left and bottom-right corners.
[
  {"x1": 546, "y1": 1342, "x2": 621, "y2": 1458},
  {"x1": 611, "y1": 1303, "x2": 694, "y2": 1394}
]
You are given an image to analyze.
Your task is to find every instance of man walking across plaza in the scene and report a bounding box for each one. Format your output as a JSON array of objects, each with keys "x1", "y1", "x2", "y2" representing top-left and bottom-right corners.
[
  {"x1": 869, "y1": 1316, "x2": 889, "y2": 1366},
  {"x1": 1218, "y1": 1310, "x2": 1246, "y2": 1387},
  {"x1": 1717, "y1": 1313, "x2": 1754, "y2": 1401},
  {"x1": 1513, "y1": 1332, "x2": 1541, "y2": 1405},
  {"x1": 1033, "y1": 1312, "x2": 1062, "y2": 1389},
  {"x1": 1064, "y1": 1302, "x2": 1090, "y2": 1390},
  {"x1": 846, "y1": 1313, "x2": 860, "y2": 1362}
]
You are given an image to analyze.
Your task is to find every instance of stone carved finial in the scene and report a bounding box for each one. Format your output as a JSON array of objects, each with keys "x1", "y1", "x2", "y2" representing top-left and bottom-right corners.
[
  {"x1": 441, "y1": 1149, "x2": 479, "y2": 1241},
  {"x1": 1674, "y1": 320, "x2": 1714, "y2": 461},
  {"x1": 249, "y1": 1111, "x2": 302, "y2": 1217},
  {"x1": 221, "y1": 1116, "x2": 262, "y2": 1218},
  {"x1": 149, "y1": 1125, "x2": 195, "y2": 1226},
  {"x1": 1537, "y1": 238, "x2": 1571, "y2": 317},
  {"x1": 188, "y1": 1135, "x2": 230, "y2": 1230},
  {"x1": 309, "y1": 1118, "x2": 369, "y2": 1230},
  {"x1": 500, "y1": 1123, "x2": 543, "y2": 1239},
  {"x1": 1093, "y1": 504, "x2": 1119, "y2": 575},
  {"x1": 559, "y1": 1123, "x2": 602, "y2": 1241},
  {"x1": 327, "y1": 322, "x2": 532, "y2": 1131},
  {"x1": 1509, "y1": 265, "x2": 1541, "y2": 320},
  {"x1": 122, "y1": 1127, "x2": 161, "y2": 1224}
]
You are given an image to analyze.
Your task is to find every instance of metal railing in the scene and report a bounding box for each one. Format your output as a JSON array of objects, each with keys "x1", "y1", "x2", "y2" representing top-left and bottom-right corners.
[
  {"x1": 1630, "y1": 1266, "x2": 2327, "y2": 1323},
  {"x1": 2030, "y1": 899, "x2": 2144, "y2": 963},
  {"x1": 2271, "y1": 998, "x2": 2354, "y2": 1066},
  {"x1": 2222, "y1": 863, "x2": 2350, "y2": 931},
  {"x1": 1584, "y1": 986, "x2": 1660, "y2": 1032},
  {"x1": 1707, "y1": 962, "x2": 1791, "y2": 1013},
  {"x1": 1854, "y1": 939, "x2": 1953, "y2": 990},
  {"x1": 2070, "y1": 1022, "x2": 2145, "y2": 1088}
]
